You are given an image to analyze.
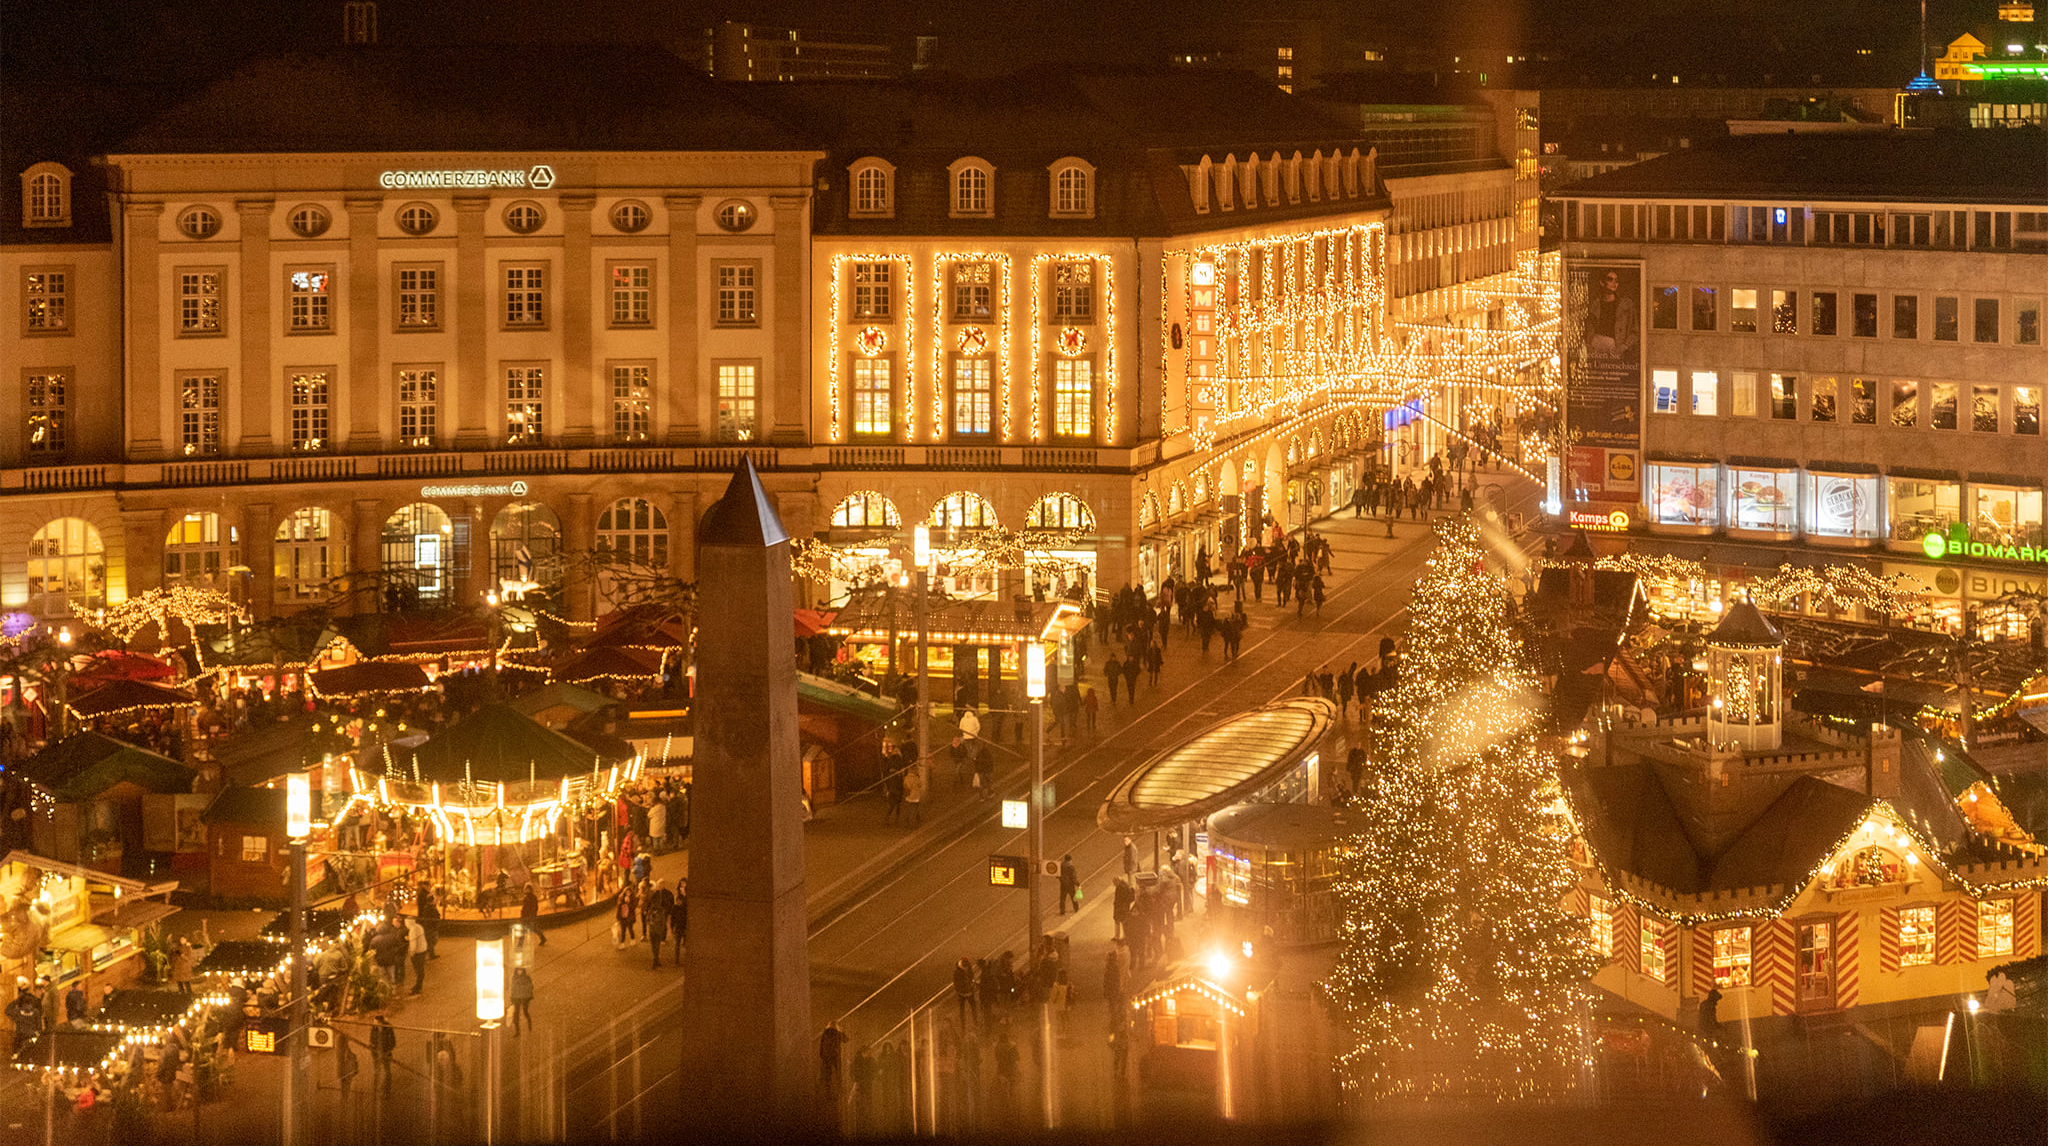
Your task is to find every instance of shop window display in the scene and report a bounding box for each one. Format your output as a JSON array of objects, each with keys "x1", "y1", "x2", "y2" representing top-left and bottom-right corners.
[
  {"x1": 1728, "y1": 467, "x2": 1796, "y2": 533},
  {"x1": 1888, "y1": 477, "x2": 1959, "y2": 545},
  {"x1": 1971, "y1": 484, "x2": 2045, "y2": 549},
  {"x1": 1805, "y1": 472, "x2": 1879, "y2": 540},
  {"x1": 1649, "y1": 462, "x2": 1719, "y2": 528}
]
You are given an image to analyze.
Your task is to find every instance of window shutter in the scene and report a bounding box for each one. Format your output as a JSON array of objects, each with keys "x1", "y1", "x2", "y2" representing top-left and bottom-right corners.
[
  {"x1": 2017, "y1": 892, "x2": 2041, "y2": 959},
  {"x1": 1834, "y1": 911, "x2": 1861, "y2": 1007},
  {"x1": 1689, "y1": 926, "x2": 1716, "y2": 998},
  {"x1": 1879, "y1": 905, "x2": 1900, "y2": 973},
  {"x1": 1569, "y1": 886, "x2": 1589, "y2": 917},
  {"x1": 1756, "y1": 919, "x2": 1795, "y2": 1016},
  {"x1": 1959, "y1": 899, "x2": 1980, "y2": 963},
  {"x1": 1936, "y1": 900, "x2": 1963, "y2": 965},
  {"x1": 1615, "y1": 903, "x2": 1640, "y2": 971},
  {"x1": 1658, "y1": 918, "x2": 1678, "y2": 985}
]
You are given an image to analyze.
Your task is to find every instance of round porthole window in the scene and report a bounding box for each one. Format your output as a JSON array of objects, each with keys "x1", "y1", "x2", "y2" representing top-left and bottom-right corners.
[
  {"x1": 504, "y1": 201, "x2": 547, "y2": 234},
  {"x1": 396, "y1": 202, "x2": 439, "y2": 236},
  {"x1": 611, "y1": 200, "x2": 651, "y2": 233},
  {"x1": 178, "y1": 205, "x2": 222, "y2": 240},
  {"x1": 715, "y1": 199, "x2": 757, "y2": 233},
  {"x1": 287, "y1": 204, "x2": 331, "y2": 238}
]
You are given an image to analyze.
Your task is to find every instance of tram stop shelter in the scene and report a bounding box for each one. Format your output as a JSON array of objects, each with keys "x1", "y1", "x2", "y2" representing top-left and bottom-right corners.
[{"x1": 1097, "y1": 697, "x2": 1336, "y2": 870}]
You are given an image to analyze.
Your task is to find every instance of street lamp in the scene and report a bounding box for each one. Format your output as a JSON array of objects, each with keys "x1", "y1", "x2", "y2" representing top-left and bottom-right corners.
[
  {"x1": 283, "y1": 773, "x2": 311, "y2": 1146},
  {"x1": 1022, "y1": 643, "x2": 1055, "y2": 1128},
  {"x1": 476, "y1": 936, "x2": 506, "y2": 1144},
  {"x1": 912, "y1": 524, "x2": 932, "y2": 795}
]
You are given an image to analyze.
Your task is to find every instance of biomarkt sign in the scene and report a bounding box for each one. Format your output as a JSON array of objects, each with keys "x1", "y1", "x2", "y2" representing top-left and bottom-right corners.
[{"x1": 1921, "y1": 524, "x2": 2048, "y2": 566}]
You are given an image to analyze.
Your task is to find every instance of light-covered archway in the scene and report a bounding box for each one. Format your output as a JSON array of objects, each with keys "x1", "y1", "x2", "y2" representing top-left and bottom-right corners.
[
  {"x1": 490, "y1": 501, "x2": 561, "y2": 596},
  {"x1": 163, "y1": 510, "x2": 238, "y2": 591},
  {"x1": 27, "y1": 518, "x2": 104, "y2": 616},
  {"x1": 274, "y1": 507, "x2": 342, "y2": 606},
  {"x1": 381, "y1": 502, "x2": 454, "y2": 608}
]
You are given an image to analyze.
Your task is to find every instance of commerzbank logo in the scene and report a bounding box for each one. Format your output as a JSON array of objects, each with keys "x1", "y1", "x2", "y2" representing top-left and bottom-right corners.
[{"x1": 1923, "y1": 524, "x2": 2048, "y2": 565}]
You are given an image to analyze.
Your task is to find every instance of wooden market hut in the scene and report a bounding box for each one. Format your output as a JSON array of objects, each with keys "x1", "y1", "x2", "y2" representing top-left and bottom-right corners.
[{"x1": 14, "y1": 733, "x2": 194, "y2": 877}]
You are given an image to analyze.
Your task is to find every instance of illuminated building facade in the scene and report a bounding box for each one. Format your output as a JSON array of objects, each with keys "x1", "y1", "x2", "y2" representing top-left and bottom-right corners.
[{"x1": 1559, "y1": 131, "x2": 2047, "y2": 641}]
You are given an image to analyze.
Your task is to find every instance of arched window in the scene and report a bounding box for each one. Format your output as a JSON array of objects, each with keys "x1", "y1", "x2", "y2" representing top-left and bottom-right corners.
[
  {"x1": 1193, "y1": 472, "x2": 1209, "y2": 504},
  {"x1": 491, "y1": 502, "x2": 562, "y2": 593},
  {"x1": 830, "y1": 492, "x2": 902, "y2": 531},
  {"x1": 381, "y1": 502, "x2": 454, "y2": 608},
  {"x1": 850, "y1": 159, "x2": 894, "y2": 218},
  {"x1": 164, "y1": 511, "x2": 238, "y2": 589},
  {"x1": 274, "y1": 507, "x2": 340, "y2": 604},
  {"x1": 27, "y1": 518, "x2": 104, "y2": 615},
  {"x1": 1049, "y1": 158, "x2": 1095, "y2": 217},
  {"x1": 929, "y1": 492, "x2": 998, "y2": 531},
  {"x1": 23, "y1": 164, "x2": 72, "y2": 227},
  {"x1": 1025, "y1": 494, "x2": 1095, "y2": 532},
  {"x1": 1167, "y1": 481, "x2": 1186, "y2": 517},
  {"x1": 596, "y1": 498, "x2": 668, "y2": 567},
  {"x1": 950, "y1": 159, "x2": 993, "y2": 217},
  {"x1": 1139, "y1": 493, "x2": 1161, "y2": 528}
]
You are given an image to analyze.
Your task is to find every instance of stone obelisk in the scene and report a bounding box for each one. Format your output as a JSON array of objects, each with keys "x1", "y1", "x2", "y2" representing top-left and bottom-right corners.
[{"x1": 679, "y1": 461, "x2": 812, "y2": 1134}]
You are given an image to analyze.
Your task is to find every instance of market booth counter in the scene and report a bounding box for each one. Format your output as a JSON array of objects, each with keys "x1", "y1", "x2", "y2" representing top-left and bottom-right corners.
[{"x1": 0, "y1": 851, "x2": 179, "y2": 1008}]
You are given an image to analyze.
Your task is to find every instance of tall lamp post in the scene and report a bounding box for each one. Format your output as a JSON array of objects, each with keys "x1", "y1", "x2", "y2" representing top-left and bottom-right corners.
[
  {"x1": 476, "y1": 937, "x2": 506, "y2": 1144},
  {"x1": 913, "y1": 525, "x2": 932, "y2": 792},
  {"x1": 49, "y1": 626, "x2": 73, "y2": 742},
  {"x1": 1023, "y1": 644, "x2": 1055, "y2": 1128},
  {"x1": 283, "y1": 772, "x2": 311, "y2": 1146}
]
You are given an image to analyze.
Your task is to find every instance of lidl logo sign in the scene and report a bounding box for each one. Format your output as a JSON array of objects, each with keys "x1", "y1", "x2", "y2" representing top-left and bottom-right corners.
[{"x1": 1923, "y1": 524, "x2": 2048, "y2": 565}]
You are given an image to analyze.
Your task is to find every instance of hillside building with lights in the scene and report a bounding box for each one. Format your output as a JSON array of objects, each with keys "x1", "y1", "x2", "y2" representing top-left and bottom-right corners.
[
  {"x1": 0, "y1": 49, "x2": 1562, "y2": 637},
  {"x1": 1556, "y1": 130, "x2": 2048, "y2": 647}
]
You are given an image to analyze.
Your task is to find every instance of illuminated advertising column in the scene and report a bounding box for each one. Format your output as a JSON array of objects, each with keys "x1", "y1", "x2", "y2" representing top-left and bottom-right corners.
[{"x1": 1563, "y1": 260, "x2": 1644, "y2": 515}]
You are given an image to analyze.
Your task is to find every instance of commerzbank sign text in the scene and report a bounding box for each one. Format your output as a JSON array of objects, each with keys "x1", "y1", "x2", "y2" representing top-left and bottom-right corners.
[{"x1": 377, "y1": 164, "x2": 557, "y2": 190}]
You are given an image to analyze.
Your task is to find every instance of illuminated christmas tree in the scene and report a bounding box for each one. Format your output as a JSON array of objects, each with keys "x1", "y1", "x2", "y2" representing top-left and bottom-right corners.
[{"x1": 1326, "y1": 517, "x2": 1598, "y2": 1103}]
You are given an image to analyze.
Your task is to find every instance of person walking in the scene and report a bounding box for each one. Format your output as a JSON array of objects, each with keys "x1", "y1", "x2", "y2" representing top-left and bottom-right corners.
[
  {"x1": 669, "y1": 878, "x2": 688, "y2": 965},
  {"x1": 520, "y1": 883, "x2": 547, "y2": 947},
  {"x1": 416, "y1": 885, "x2": 442, "y2": 959},
  {"x1": 370, "y1": 1013, "x2": 397, "y2": 1098},
  {"x1": 1083, "y1": 686, "x2": 1098, "y2": 732},
  {"x1": 1122, "y1": 655, "x2": 1142, "y2": 703},
  {"x1": 902, "y1": 764, "x2": 925, "y2": 826},
  {"x1": 645, "y1": 880, "x2": 674, "y2": 968},
  {"x1": 1102, "y1": 654, "x2": 1122, "y2": 705},
  {"x1": 1111, "y1": 876, "x2": 1134, "y2": 940},
  {"x1": 508, "y1": 967, "x2": 534, "y2": 1036},
  {"x1": 1336, "y1": 662, "x2": 1356, "y2": 717},
  {"x1": 171, "y1": 937, "x2": 198, "y2": 998},
  {"x1": 1144, "y1": 642, "x2": 1163, "y2": 688},
  {"x1": 405, "y1": 915, "x2": 429, "y2": 996},
  {"x1": 615, "y1": 879, "x2": 639, "y2": 948},
  {"x1": 1057, "y1": 854, "x2": 1079, "y2": 915},
  {"x1": 954, "y1": 957, "x2": 978, "y2": 1028},
  {"x1": 818, "y1": 1021, "x2": 847, "y2": 1104},
  {"x1": 882, "y1": 757, "x2": 905, "y2": 823}
]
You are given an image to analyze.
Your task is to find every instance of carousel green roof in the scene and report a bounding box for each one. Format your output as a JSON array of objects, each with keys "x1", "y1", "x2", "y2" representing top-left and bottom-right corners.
[{"x1": 408, "y1": 702, "x2": 630, "y2": 786}]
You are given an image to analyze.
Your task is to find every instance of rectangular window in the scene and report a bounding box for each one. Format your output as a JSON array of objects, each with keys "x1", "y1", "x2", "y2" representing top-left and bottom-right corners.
[
  {"x1": 1732, "y1": 370, "x2": 1757, "y2": 417},
  {"x1": 951, "y1": 358, "x2": 992, "y2": 436},
  {"x1": 1712, "y1": 926, "x2": 1753, "y2": 988},
  {"x1": 2017, "y1": 386, "x2": 2041, "y2": 436},
  {"x1": 1810, "y1": 291, "x2": 1837, "y2": 336},
  {"x1": 25, "y1": 372, "x2": 67, "y2": 454},
  {"x1": 1851, "y1": 378, "x2": 1877, "y2": 424},
  {"x1": 1812, "y1": 376, "x2": 1837, "y2": 423},
  {"x1": 1652, "y1": 285, "x2": 1678, "y2": 330},
  {"x1": 853, "y1": 262, "x2": 892, "y2": 320},
  {"x1": 1974, "y1": 385, "x2": 2001, "y2": 433},
  {"x1": 1933, "y1": 295, "x2": 1958, "y2": 341},
  {"x1": 1691, "y1": 371, "x2": 1718, "y2": 416},
  {"x1": 180, "y1": 373, "x2": 221, "y2": 455},
  {"x1": 952, "y1": 262, "x2": 992, "y2": 321},
  {"x1": 179, "y1": 269, "x2": 224, "y2": 335},
  {"x1": 1590, "y1": 895, "x2": 1614, "y2": 958},
  {"x1": 396, "y1": 264, "x2": 440, "y2": 330},
  {"x1": 1899, "y1": 905, "x2": 1936, "y2": 967},
  {"x1": 851, "y1": 358, "x2": 891, "y2": 436},
  {"x1": 1931, "y1": 382, "x2": 1959, "y2": 430},
  {"x1": 504, "y1": 265, "x2": 546, "y2": 328},
  {"x1": 23, "y1": 269, "x2": 68, "y2": 333},
  {"x1": 1053, "y1": 358, "x2": 1094, "y2": 437},
  {"x1": 1639, "y1": 918, "x2": 1666, "y2": 981},
  {"x1": 287, "y1": 268, "x2": 333, "y2": 332},
  {"x1": 1772, "y1": 289, "x2": 1796, "y2": 333},
  {"x1": 1852, "y1": 293, "x2": 1877, "y2": 338},
  {"x1": 1691, "y1": 286, "x2": 1717, "y2": 331},
  {"x1": 1770, "y1": 373, "x2": 1798, "y2": 420},
  {"x1": 1893, "y1": 294, "x2": 1918, "y2": 339},
  {"x1": 611, "y1": 363, "x2": 652, "y2": 443},
  {"x1": 397, "y1": 367, "x2": 437, "y2": 448},
  {"x1": 1974, "y1": 298, "x2": 2000, "y2": 344},
  {"x1": 505, "y1": 365, "x2": 545, "y2": 443},
  {"x1": 609, "y1": 263, "x2": 653, "y2": 327},
  {"x1": 1891, "y1": 379, "x2": 1920, "y2": 428},
  {"x1": 1978, "y1": 899, "x2": 2016, "y2": 958},
  {"x1": 1731, "y1": 288, "x2": 1757, "y2": 332},
  {"x1": 2018, "y1": 299, "x2": 2042, "y2": 346},
  {"x1": 716, "y1": 362, "x2": 759, "y2": 442},
  {"x1": 715, "y1": 262, "x2": 758, "y2": 327},
  {"x1": 288, "y1": 371, "x2": 330, "y2": 451},
  {"x1": 1053, "y1": 261, "x2": 1095, "y2": 323},
  {"x1": 241, "y1": 836, "x2": 268, "y2": 864},
  {"x1": 1652, "y1": 368, "x2": 1680, "y2": 414}
]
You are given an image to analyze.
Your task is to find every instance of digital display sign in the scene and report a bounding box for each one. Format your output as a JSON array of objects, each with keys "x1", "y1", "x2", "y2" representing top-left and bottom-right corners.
[
  {"x1": 242, "y1": 1017, "x2": 289, "y2": 1055},
  {"x1": 989, "y1": 854, "x2": 1028, "y2": 888}
]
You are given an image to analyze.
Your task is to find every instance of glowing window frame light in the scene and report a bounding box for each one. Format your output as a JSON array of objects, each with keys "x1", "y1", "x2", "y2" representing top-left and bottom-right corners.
[
  {"x1": 826, "y1": 253, "x2": 917, "y2": 442},
  {"x1": 930, "y1": 252, "x2": 1014, "y2": 440},
  {"x1": 1028, "y1": 252, "x2": 1117, "y2": 443}
]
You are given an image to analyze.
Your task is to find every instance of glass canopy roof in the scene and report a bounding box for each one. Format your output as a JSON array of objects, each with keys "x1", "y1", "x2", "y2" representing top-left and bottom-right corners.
[{"x1": 1097, "y1": 697, "x2": 1335, "y2": 834}]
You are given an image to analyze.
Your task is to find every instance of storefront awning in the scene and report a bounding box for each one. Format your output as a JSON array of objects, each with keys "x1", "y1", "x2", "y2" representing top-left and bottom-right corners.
[
  {"x1": 0, "y1": 851, "x2": 179, "y2": 898},
  {"x1": 1098, "y1": 698, "x2": 1335, "y2": 834}
]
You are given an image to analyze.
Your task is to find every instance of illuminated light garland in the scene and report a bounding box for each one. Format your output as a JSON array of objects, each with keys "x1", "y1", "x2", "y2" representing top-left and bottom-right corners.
[
  {"x1": 1028, "y1": 252, "x2": 1118, "y2": 443},
  {"x1": 97, "y1": 586, "x2": 248, "y2": 644},
  {"x1": 1128, "y1": 977, "x2": 1247, "y2": 1017},
  {"x1": 929, "y1": 253, "x2": 1015, "y2": 441},
  {"x1": 827, "y1": 253, "x2": 917, "y2": 442}
]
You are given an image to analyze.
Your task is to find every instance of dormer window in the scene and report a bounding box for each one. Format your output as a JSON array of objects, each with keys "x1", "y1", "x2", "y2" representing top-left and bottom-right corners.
[
  {"x1": 1049, "y1": 158, "x2": 1095, "y2": 219},
  {"x1": 22, "y1": 163, "x2": 71, "y2": 228},
  {"x1": 178, "y1": 205, "x2": 223, "y2": 240},
  {"x1": 949, "y1": 158, "x2": 994, "y2": 218},
  {"x1": 850, "y1": 158, "x2": 895, "y2": 219}
]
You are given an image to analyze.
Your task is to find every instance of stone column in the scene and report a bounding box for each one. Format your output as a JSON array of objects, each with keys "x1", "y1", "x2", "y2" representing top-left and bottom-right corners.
[
  {"x1": 126, "y1": 203, "x2": 166, "y2": 458},
  {"x1": 767, "y1": 194, "x2": 810, "y2": 445},
  {"x1": 562, "y1": 491, "x2": 594, "y2": 623},
  {"x1": 680, "y1": 462, "x2": 812, "y2": 1136},
  {"x1": 242, "y1": 502, "x2": 275, "y2": 620},
  {"x1": 453, "y1": 196, "x2": 492, "y2": 449},
  {"x1": 351, "y1": 498, "x2": 383, "y2": 614},
  {"x1": 236, "y1": 199, "x2": 276, "y2": 455},
  {"x1": 561, "y1": 195, "x2": 596, "y2": 447},
  {"x1": 666, "y1": 490, "x2": 697, "y2": 583},
  {"x1": 663, "y1": 194, "x2": 702, "y2": 444},
  {"x1": 120, "y1": 509, "x2": 165, "y2": 600},
  {"x1": 345, "y1": 197, "x2": 384, "y2": 452}
]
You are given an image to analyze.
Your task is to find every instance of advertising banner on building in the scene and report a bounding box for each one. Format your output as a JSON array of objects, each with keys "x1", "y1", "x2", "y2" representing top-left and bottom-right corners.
[{"x1": 1564, "y1": 261, "x2": 1644, "y2": 504}]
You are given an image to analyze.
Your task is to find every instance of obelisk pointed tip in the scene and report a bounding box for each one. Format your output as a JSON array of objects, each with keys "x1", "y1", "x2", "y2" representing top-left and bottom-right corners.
[{"x1": 700, "y1": 458, "x2": 790, "y2": 548}]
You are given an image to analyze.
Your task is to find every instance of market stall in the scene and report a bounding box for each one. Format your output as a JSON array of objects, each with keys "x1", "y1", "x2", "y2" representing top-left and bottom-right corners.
[{"x1": 0, "y1": 851, "x2": 179, "y2": 997}]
